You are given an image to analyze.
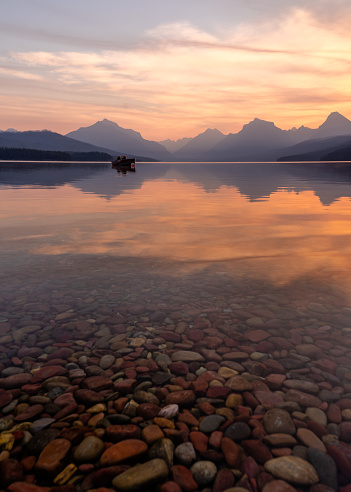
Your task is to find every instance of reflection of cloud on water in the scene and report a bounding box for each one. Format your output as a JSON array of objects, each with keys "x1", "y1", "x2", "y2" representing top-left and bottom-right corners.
[
  {"x1": 1, "y1": 162, "x2": 351, "y2": 290},
  {"x1": 3, "y1": 180, "x2": 347, "y2": 288}
]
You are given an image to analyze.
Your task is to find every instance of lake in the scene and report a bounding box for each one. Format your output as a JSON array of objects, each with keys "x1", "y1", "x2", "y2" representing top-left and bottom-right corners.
[
  {"x1": 0, "y1": 161, "x2": 351, "y2": 489},
  {"x1": 1, "y1": 161, "x2": 351, "y2": 295}
]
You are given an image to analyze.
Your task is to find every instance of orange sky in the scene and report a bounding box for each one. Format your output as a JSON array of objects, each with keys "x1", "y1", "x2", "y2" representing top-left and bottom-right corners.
[{"x1": 1, "y1": 2, "x2": 351, "y2": 139}]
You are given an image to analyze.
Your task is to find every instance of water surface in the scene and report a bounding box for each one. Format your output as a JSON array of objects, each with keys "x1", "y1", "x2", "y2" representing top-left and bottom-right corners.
[{"x1": 1, "y1": 161, "x2": 351, "y2": 316}]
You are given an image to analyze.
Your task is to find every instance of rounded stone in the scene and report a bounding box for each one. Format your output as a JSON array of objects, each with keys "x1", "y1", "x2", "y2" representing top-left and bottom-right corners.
[
  {"x1": 73, "y1": 435, "x2": 105, "y2": 462},
  {"x1": 199, "y1": 415, "x2": 225, "y2": 433},
  {"x1": 264, "y1": 456, "x2": 319, "y2": 485},
  {"x1": 296, "y1": 428, "x2": 326, "y2": 452},
  {"x1": 158, "y1": 404, "x2": 179, "y2": 419},
  {"x1": 148, "y1": 438, "x2": 174, "y2": 468},
  {"x1": 112, "y1": 458, "x2": 169, "y2": 491},
  {"x1": 307, "y1": 447, "x2": 338, "y2": 490},
  {"x1": 262, "y1": 480, "x2": 298, "y2": 492},
  {"x1": 306, "y1": 408, "x2": 327, "y2": 427},
  {"x1": 224, "y1": 422, "x2": 251, "y2": 441},
  {"x1": 190, "y1": 460, "x2": 217, "y2": 486},
  {"x1": 174, "y1": 442, "x2": 196, "y2": 467},
  {"x1": 99, "y1": 354, "x2": 115, "y2": 369},
  {"x1": 263, "y1": 409, "x2": 296, "y2": 435},
  {"x1": 225, "y1": 375, "x2": 253, "y2": 391},
  {"x1": 171, "y1": 351, "x2": 205, "y2": 362},
  {"x1": 100, "y1": 439, "x2": 148, "y2": 466},
  {"x1": 35, "y1": 438, "x2": 72, "y2": 475}
]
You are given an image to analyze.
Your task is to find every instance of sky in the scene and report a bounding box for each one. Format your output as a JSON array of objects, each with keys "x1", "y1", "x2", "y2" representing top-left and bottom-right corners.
[{"x1": 1, "y1": 0, "x2": 351, "y2": 140}]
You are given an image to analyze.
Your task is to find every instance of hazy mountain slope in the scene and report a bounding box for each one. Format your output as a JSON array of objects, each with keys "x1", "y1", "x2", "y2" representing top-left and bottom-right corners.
[
  {"x1": 0, "y1": 130, "x2": 119, "y2": 153},
  {"x1": 66, "y1": 119, "x2": 171, "y2": 161},
  {"x1": 287, "y1": 126, "x2": 316, "y2": 144},
  {"x1": 158, "y1": 137, "x2": 192, "y2": 153},
  {"x1": 314, "y1": 112, "x2": 351, "y2": 139},
  {"x1": 0, "y1": 130, "x2": 155, "y2": 161},
  {"x1": 276, "y1": 135, "x2": 351, "y2": 161},
  {"x1": 202, "y1": 119, "x2": 293, "y2": 161},
  {"x1": 323, "y1": 144, "x2": 351, "y2": 161},
  {"x1": 172, "y1": 128, "x2": 226, "y2": 161}
]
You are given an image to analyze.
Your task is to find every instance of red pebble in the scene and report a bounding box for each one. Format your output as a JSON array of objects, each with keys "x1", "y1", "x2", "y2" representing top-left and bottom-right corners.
[
  {"x1": 212, "y1": 468, "x2": 235, "y2": 492},
  {"x1": 221, "y1": 437, "x2": 241, "y2": 468},
  {"x1": 157, "y1": 481, "x2": 183, "y2": 492},
  {"x1": 190, "y1": 431, "x2": 208, "y2": 453},
  {"x1": 171, "y1": 465, "x2": 197, "y2": 492},
  {"x1": 327, "y1": 443, "x2": 351, "y2": 481},
  {"x1": 209, "y1": 430, "x2": 223, "y2": 449},
  {"x1": 241, "y1": 439, "x2": 273, "y2": 464}
]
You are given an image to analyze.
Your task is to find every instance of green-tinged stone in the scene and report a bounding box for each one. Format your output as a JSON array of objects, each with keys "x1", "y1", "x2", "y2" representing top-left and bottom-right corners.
[{"x1": 112, "y1": 458, "x2": 169, "y2": 491}]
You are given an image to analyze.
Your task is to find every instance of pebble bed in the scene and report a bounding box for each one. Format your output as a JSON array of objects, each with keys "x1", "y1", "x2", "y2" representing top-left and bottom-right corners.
[{"x1": 0, "y1": 256, "x2": 351, "y2": 492}]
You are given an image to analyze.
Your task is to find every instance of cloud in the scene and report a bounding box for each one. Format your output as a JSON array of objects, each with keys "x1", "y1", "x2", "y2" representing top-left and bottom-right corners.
[
  {"x1": 2, "y1": 9, "x2": 351, "y2": 138},
  {"x1": 0, "y1": 67, "x2": 42, "y2": 81}
]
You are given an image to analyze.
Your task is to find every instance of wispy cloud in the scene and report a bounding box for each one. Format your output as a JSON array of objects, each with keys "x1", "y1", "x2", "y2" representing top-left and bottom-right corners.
[{"x1": 2, "y1": 8, "x2": 351, "y2": 138}]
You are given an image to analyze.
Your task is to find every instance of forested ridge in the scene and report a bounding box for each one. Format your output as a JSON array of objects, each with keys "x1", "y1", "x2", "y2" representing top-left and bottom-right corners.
[{"x1": 0, "y1": 147, "x2": 113, "y2": 161}]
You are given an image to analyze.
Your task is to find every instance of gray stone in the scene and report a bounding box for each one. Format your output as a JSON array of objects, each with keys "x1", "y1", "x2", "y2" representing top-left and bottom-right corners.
[
  {"x1": 307, "y1": 447, "x2": 338, "y2": 490},
  {"x1": 174, "y1": 442, "x2": 196, "y2": 466},
  {"x1": 30, "y1": 418, "x2": 56, "y2": 433},
  {"x1": 224, "y1": 422, "x2": 251, "y2": 441},
  {"x1": 99, "y1": 354, "x2": 115, "y2": 369},
  {"x1": 199, "y1": 415, "x2": 225, "y2": 433},
  {"x1": 191, "y1": 460, "x2": 217, "y2": 486}
]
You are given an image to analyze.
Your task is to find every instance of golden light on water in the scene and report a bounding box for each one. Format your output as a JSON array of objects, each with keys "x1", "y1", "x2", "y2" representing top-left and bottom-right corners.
[{"x1": 1, "y1": 178, "x2": 351, "y2": 287}]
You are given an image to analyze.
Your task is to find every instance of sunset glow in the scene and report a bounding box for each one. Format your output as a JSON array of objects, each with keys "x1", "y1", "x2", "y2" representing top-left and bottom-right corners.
[
  {"x1": 2, "y1": 1, "x2": 351, "y2": 139},
  {"x1": 2, "y1": 176, "x2": 351, "y2": 287}
]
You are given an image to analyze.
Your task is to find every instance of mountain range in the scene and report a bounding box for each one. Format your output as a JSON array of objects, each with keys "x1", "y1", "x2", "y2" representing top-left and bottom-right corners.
[{"x1": 1, "y1": 112, "x2": 351, "y2": 162}]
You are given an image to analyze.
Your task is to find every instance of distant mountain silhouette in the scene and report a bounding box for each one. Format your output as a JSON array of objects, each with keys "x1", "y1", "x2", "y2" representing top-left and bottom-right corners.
[
  {"x1": 277, "y1": 135, "x2": 351, "y2": 162},
  {"x1": 158, "y1": 137, "x2": 192, "y2": 153},
  {"x1": 173, "y1": 128, "x2": 226, "y2": 161},
  {"x1": 286, "y1": 125, "x2": 316, "y2": 145},
  {"x1": 0, "y1": 130, "x2": 119, "y2": 153},
  {"x1": 2, "y1": 112, "x2": 351, "y2": 163},
  {"x1": 0, "y1": 130, "x2": 155, "y2": 162},
  {"x1": 188, "y1": 113, "x2": 351, "y2": 162},
  {"x1": 314, "y1": 112, "x2": 351, "y2": 139},
  {"x1": 324, "y1": 144, "x2": 351, "y2": 161},
  {"x1": 202, "y1": 119, "x2": 292, "y2": 162},
  {"x1": 66, "y1": 119, "x2": 171, "y2": 161}
]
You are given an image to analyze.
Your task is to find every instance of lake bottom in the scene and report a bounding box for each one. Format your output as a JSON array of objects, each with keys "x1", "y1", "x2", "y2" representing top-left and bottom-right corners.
[{"x1": 1, "y1": 252, "x2": 351, "y2": 490}]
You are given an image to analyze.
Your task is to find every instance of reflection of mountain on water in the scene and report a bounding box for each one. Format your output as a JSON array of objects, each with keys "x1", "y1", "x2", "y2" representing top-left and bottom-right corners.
[
  {"x1": 1, "y1": 161, "x2": 351, "y2": 205},
  {"x1": 0, "y1": 162, "x2": 106, "y2": 187}
]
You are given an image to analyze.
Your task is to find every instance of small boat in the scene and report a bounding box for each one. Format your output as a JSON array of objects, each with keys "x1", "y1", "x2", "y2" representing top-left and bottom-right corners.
[{"x1": 112, "y1": 155, "x2": 136, "y2": 170}]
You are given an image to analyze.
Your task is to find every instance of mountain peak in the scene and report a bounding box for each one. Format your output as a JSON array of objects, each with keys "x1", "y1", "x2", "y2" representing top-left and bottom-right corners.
[
  {"x1": 203, "y1": 128, "x2": 223, "y2": 135},
  {"x1": 246, "y1": 118, "x2": 275, "y2": 128},
  {"x1": 316, "y1": 112, "x2": 351, "y2": 138},
  {"x1": 321, "y1": 111, "x2": 351, "y2": 127}
]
